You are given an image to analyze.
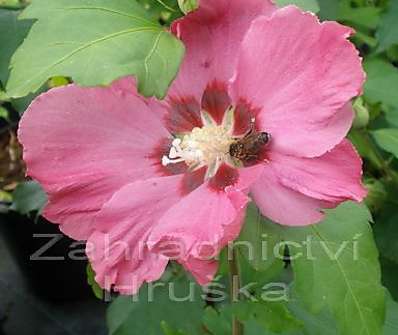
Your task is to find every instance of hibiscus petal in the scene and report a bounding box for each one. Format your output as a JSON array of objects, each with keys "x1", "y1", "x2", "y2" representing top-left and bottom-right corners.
[
  {"x1": 252, "y1": 140, "x2": 366, "y2": 226},
  {"x1": 269, "y1": 140, "x2": 367, "y2": 203},
  {"x1": 169, "y1": 0, "x2": 276, "y2": 101},
  {"x1": 18, "y1": 79, "x2": 170, "y2": 240},
  {"x1": 87, "y1": 175, "x2": 184, "y2": 294},
  {"x1": 231, "y1": 6, "x2": 365, "y2": 157},
  {"x1": 251, "y1": 166, "x2": 331, "y2": 226},
  {"x1": 148, "y1": 182, "x2": 249, "y2": 284},
  {"x1": 181, "y1": 256, "x2": 219, "y2": 286},
  {"x1": 209, "y1": 163, "x2": 265, "y2": 193}
]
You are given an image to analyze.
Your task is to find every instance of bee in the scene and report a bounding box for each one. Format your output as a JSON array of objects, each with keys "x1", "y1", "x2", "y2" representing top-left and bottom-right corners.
[{"x1": 229, "y1": 120, "x2": 271, "y2": 163}]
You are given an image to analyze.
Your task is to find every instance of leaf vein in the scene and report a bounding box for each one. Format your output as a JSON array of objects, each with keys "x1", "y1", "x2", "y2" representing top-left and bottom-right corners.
[
  {"x1": 311, "y1": 226, "x2": 371, "y2": 335},
  {"x1": 61, "y1": 6, "x2": 158, "y2": 27},
  {"x1": 13, "y1": 27, "x2": 160, "y2": 92}
]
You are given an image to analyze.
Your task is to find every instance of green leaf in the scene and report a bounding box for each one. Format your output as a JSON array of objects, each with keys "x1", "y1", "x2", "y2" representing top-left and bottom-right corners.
[
  {"x1": 380, "y1": 258, "x2": 398, "y2": 302},
  {"x1": 376, "y1": 0, "x2": 398, "y2": 52},
  {"x1": 0, "y1": 8, "x2": 32, "y2": 86},
  {"x1": 284, "y1": 202, "x2": 385, "y2": 335},
  {"x1": 386, "y1": 45, "x2": 398, "y2": 63},
  {"x1": 353, "y1": 31, "x2": 378, "y2": 49},
  {"x1": 107, "y1": 277, "x2": 204, "y2": 335},
  {"x1": 349, "y1": 130, "x2": 385, "y2": 171},
  {"x1": 238, "y1": 204, "x2": 284, "y2": 272},
  {"x1": 6, "y1": 0, "x2": 185, "y2": 99},
  {"x1": 233, "y1": 301, "x2": 303, "y2": 334},
  {"x1": 12, "y1": 87, "x2": 46, "y2": 115},
  {"x1": 317, "y1": 0, "x2": 339, "y2": 21},
  {"x1": 160, "y1": 321, "x2": 186, "y2": 335},
  {"x1": 371, "y1": 129, "x2": 398, "y2": 158},
  {"x1": 177, "y1": 0, "x2": 198, "y2": 14},
  {"x1": 0, "y1": 89, "x2": 8, "y2": 101},
  {"x1": 384, "y1": 293, "x2": 398, "y2": 335},
  {"x1": 203, "y1": 307, "x2": 231, "y2": 335},
  {"x1": 86, "y1": 263, "x2": 104, "y2": 300},
  {"x1": 135, "y1": 0, "x2": 182, "y2": 23},
  {"x1": 288, "y1": 299, "x2": 338, "y2": 335},
  {"x1": 0, "y1": 106, "x2": 9, "y2": 121},
  {"x1": 239, "y1": 254, "x2": 285, "y2": 297},
  {"x1": 10, "y1": 181, "x2": 47, "y2": 215},
  {"x1": 275, "y1": 0, "x2": 320, "y2": 13},
  {"x1": 364, "y1": 58, "x2": 398, "y2": 108},
  {"x1": 385, "y1": 109, "x2": 398, "y2": 127},
  {"x1": 235, "y1": 202, "x2": 386, "y2": 334},
  {"x1": 374, "y1": 212, "x2": 398, "y2": 264},
  {"x1": 338, "y1": 0, "x2": 381, "y2": 30},
  {"x1": 364, "y1": 178, "x2": 388, "y2": 213},
  {"x1": 0, "y1": 0, "x2": 21, "y2": 7},
  {"x1": 0, "y1": 8, "x2": 45, "y2": 112},
  {"x1": 204, "y1": 304, "x2": 302, "y2": 335}
]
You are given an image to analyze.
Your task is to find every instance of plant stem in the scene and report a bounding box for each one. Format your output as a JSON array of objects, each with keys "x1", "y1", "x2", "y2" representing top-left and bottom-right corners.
[
  {"x1": 228, "y1": 245, "x2": 243, "y2": 335},
  {"x1": 361, "y1": 130, "x2": 398, "y2": 186}
]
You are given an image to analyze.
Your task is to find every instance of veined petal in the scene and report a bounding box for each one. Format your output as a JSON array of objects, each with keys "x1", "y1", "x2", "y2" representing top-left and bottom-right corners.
[
  {"x1": 181, "y1": 257, "x2": 219, "y2": 286},
  {"x1": 251, "y1": 141, "x2": 366, "y2": 226},
  {"x1": 231, "y1": 6, "x2": 365, "y2": 157},
  {"x1": 269, "y1": 140, "x2": 367, "y2": 203},
  {"x1": 148, "y1": 181, "x2": 249, "y2": 283},
  {"x1": 18, "y1": 78, "x2": 170, "y2": 240},
  {"x1": 169, "y1": 0, "x2": 276, "y2": 102},
  {"x1": 87, "y1": 175, "x2": 184, "y2": 294},
  {"x1": 88, "y1": 169, "x2": 251, "y2": 291},
  {"x1": 251, "y1": 166, "x2": 332, "y2": 226}
]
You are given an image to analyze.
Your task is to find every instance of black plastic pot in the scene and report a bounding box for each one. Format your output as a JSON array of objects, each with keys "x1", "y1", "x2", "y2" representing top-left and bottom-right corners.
[{"x1": 0, "y1": 211, "x2": 91, "y2": 301}]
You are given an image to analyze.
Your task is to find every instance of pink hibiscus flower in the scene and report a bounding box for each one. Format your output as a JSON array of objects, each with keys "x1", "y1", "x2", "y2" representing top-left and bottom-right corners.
[{"x1": 19, "y1": 0, "x2": 367, "y2": 294}]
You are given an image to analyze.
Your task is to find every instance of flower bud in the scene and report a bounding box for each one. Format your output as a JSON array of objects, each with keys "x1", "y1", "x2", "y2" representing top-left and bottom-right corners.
[
  {"x1": 364, "y1": 178, "x2": 387, "y2": 212},
  {"x1": 352, "y1": 97, "x2": 370, "y2": 129}
]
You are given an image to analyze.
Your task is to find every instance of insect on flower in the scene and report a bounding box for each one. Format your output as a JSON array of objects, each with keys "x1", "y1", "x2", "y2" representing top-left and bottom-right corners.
[{"x1": 229, "y1": 118, "x2": 271, "y2": 164}]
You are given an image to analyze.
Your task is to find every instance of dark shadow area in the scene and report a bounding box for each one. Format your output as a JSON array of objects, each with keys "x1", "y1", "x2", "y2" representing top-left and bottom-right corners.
[{"x1": 0, "y1": 212, "x2": 107, "y2": 335}]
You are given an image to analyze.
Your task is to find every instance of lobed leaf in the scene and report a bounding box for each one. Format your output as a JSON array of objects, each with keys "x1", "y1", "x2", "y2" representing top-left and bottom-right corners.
[
  {"x1": 376, "y1": 0, "x2": 398, "y2": 52},
  {"x1": 107, "y1": 277, "x2": 204, "y2": 335},
  {"x1": 364, "y1": 59, "x2": 398, "y2": 108},
  {"x1": 283, "y1": 202, "x2": 385, "y2": 335},
  {"x1": 371, "y1": 129, "x2": 398, "y2": 159},
  {"x1": 0, "y1": 8, "x2": 32, "y2": 86},
  {"x1": 6, "y1": 0, "x2": 185, "y2": 99},
  {"x1": 10, "y1": 180, "x2": 47, "y2": 215}
]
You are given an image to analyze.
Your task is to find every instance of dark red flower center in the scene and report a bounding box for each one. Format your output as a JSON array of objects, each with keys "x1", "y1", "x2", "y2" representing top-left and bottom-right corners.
[{"x1": 153, "y1": 80, "x2": 271, "y2": 192}]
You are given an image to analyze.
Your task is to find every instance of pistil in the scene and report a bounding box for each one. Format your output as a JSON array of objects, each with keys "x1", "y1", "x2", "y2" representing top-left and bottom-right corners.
[{"x1": 162, "y1": 110, "x2": 235, "y2": 178}]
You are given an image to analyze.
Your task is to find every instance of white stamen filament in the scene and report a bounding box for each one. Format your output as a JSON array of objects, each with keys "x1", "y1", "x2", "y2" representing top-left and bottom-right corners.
[{"x1": 162, "y1": 110, "x2": 236, "y2": 177}]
